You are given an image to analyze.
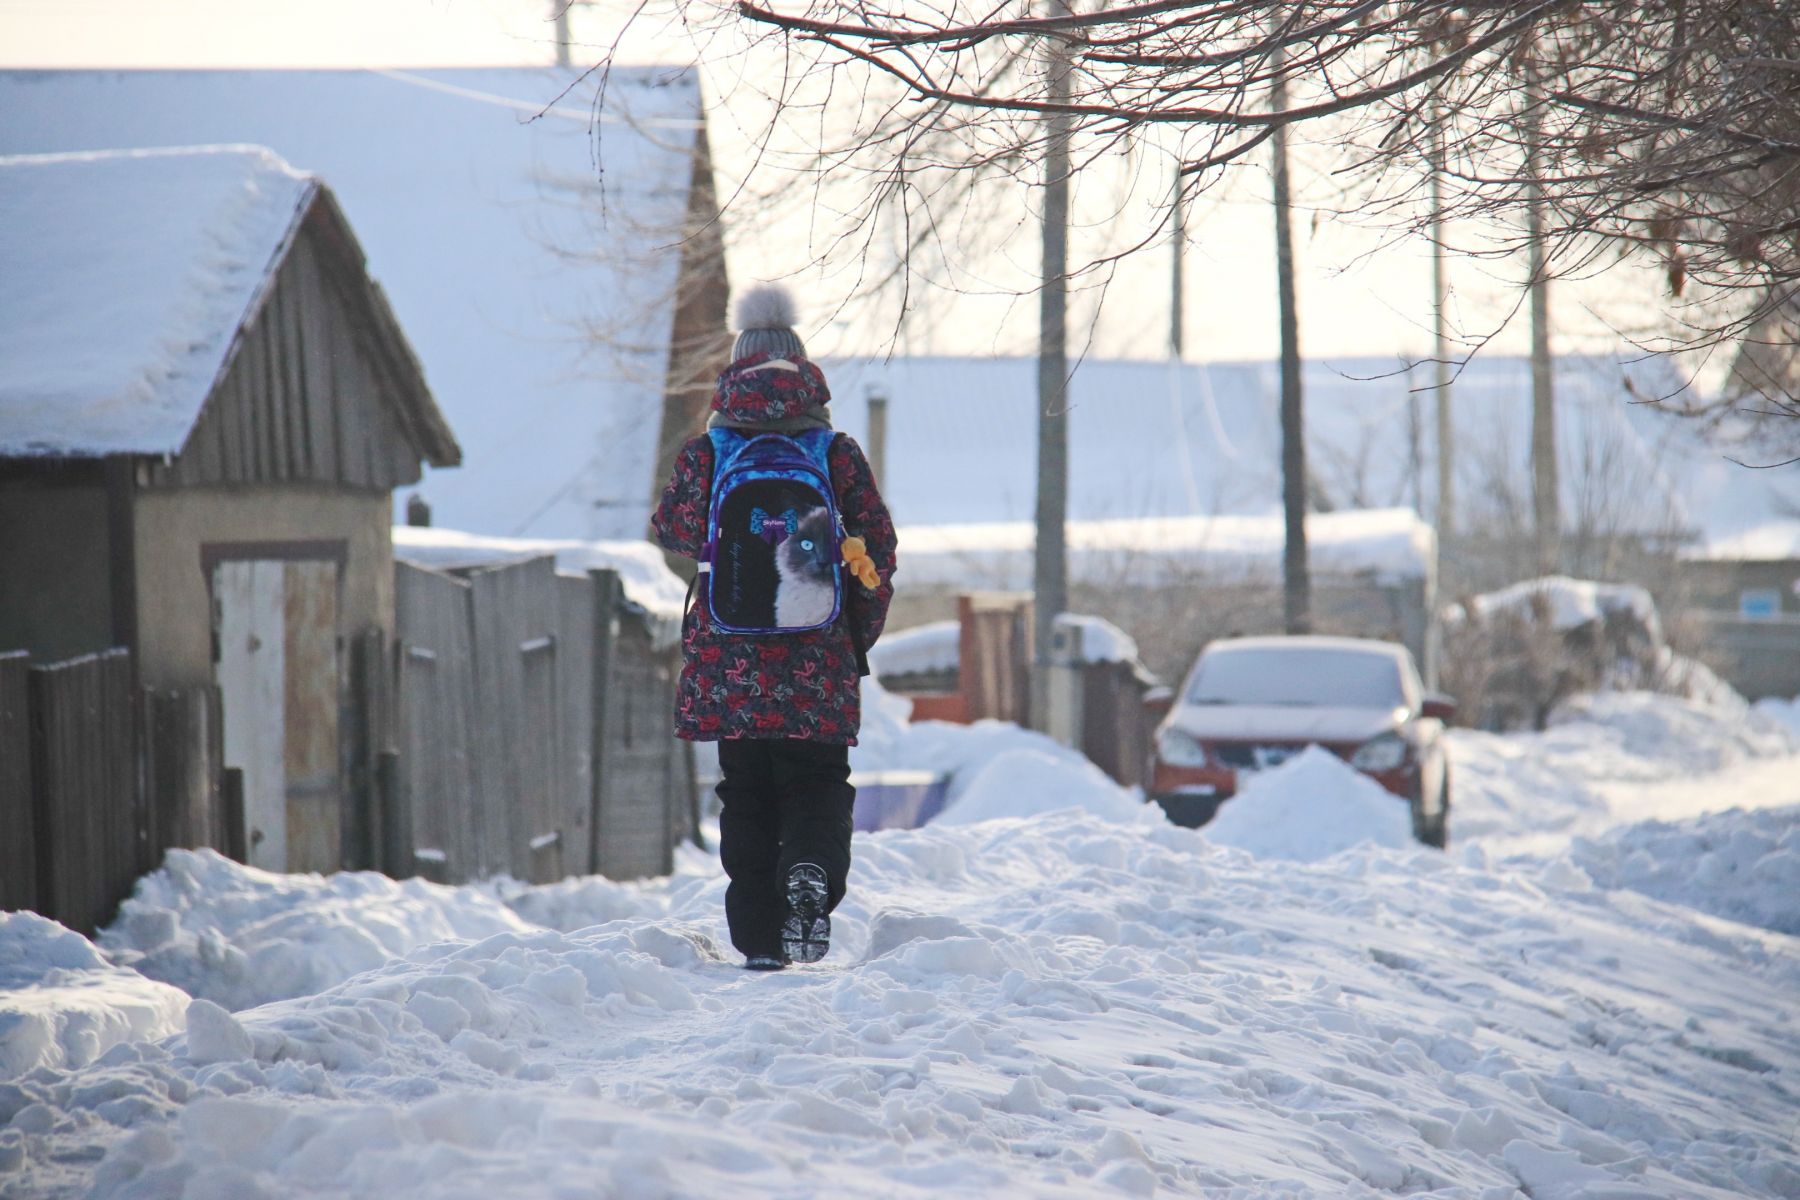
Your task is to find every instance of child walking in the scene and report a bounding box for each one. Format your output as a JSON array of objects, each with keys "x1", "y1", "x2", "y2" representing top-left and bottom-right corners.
[{"x1": 652, "y1": 283, "x2": 896, "y2": 970}]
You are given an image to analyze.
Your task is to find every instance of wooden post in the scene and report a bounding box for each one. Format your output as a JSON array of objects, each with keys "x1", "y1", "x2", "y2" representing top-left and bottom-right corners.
[
  {"x1": 0, "y1": 652, "x2": 35, "y2": 913},
  {"x1": 587, "y1": 569, "x2": 624, "y2": 875},
  {"x1": 376, "y1": 749, "x2": 410, "y2": 879},
  {"x1": 222, "y1": 766, "x2": 247, "y2": 864}
]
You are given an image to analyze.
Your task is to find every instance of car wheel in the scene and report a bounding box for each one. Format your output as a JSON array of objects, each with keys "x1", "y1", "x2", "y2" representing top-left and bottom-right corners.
[
  {"x1": 1424, "y1": 776, "x2": 1450, "y2": 850},
  {"x1": 1408, "y1": 785, "x2": 1429, "y2": 846}
]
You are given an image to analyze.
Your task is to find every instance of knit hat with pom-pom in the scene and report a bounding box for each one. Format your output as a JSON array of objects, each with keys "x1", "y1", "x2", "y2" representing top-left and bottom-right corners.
[{"x1": 731, "y1": 282, "x2": 807, "y2": 361}]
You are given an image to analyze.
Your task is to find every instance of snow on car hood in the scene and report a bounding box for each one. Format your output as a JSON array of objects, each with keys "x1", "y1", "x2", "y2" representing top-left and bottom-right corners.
[{"x1": 1167, "y1": 703, "x2": 1404, "y2": 745}]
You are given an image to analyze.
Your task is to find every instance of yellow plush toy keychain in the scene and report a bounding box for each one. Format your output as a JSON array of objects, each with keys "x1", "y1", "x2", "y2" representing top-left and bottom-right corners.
[{"x1": 840, "y1": 536, "x2": 880, "y2": 589}]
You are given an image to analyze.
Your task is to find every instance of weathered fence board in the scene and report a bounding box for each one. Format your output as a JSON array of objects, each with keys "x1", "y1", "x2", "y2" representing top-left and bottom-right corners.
[
  {"x1": 960, "y1": 592, "x2": 1032, "y2": 725},
  {"x1": 555, "y1": 575, "x2": 597, "y2": 878},
  {"x1": 29, "y1": 650, "x2": 137, "y2": 935},
  {"x1": 393, "y1": 559, "x2": 688, "y2": 887},
  {"x1": 0, "y1": 652, "x2": 35, "y2": 911},
  {"x1": 142, "y1": 684, "x2": 225, "y2": 868},
  {"x1": 468, "y1": 557, "x2": 562, "y2": 883},
  {"x1": 594, "y1": 606, "x2": 679, "y2": 881},
  {"x1": 395, "y1": 562, "x2": 478, "y2": 881}
]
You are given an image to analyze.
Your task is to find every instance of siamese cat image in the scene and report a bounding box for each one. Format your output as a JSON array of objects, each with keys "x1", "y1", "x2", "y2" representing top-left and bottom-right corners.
[{"x1": 773, "y1": 506, "x2": 837, "y2": 628}]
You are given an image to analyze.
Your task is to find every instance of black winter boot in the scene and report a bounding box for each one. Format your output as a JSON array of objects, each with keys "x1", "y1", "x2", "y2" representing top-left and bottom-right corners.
[{"x1": 781, "y1": 863, "x2": 831, "y2": 964}]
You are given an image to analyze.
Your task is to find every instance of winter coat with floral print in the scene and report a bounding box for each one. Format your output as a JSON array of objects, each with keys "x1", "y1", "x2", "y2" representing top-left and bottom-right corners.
[{"x1": 652, "y1": 353, "x2": 897, "y2": 744}]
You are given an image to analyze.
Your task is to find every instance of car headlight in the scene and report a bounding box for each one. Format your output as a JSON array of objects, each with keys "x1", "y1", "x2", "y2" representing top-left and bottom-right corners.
[
  {"x1": 1350, "y1": 732, "x2": 1410, "y2": 772},
  {"x1": 1156, "y1": 727, "x2": 1209, "y2": 767}
]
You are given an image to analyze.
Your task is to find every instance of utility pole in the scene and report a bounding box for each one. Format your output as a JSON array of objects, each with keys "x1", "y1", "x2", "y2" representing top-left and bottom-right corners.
[
  {"x1": 1271, "y1": 26, "x2": 1310, "y2": 634},
  {"x1": 1031, "y1": 0, "x2": 1074, "y2": 731},
  {"x1": 1170, "y1": 167, "x2": 1186, "y2": 358},
  {"x1": 1429, "y1": 115, "x2": 1454, "y2": 542},
  {"x1": 552, "y1": 1, "x2": 580, "y2": 67},
  {"x1": 1525, "y1": 85, "x2": 1559, "y2": 575}
]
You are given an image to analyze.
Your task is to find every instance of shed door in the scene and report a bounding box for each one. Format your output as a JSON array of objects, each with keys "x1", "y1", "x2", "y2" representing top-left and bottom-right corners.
[{"x1": 214, "y1": 559, "x2": 341, "y2": 873}]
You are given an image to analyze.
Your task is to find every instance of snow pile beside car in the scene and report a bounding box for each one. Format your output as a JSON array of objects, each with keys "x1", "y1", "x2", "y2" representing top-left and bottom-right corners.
[
  {"x1": 7, "y1": 808, "x2": 1796, "y2": 1199},
  {"x1": 0, "y1": 912, "x2": 189, "y2": 1077},
  {"x1": 1204, "y1": 746, "x2": 1414, "y2": 860},
  {"x1": 1557, "y1": 804, "x2": 1800, "y2": 935},
  {"x1": 1449, "y1": 690, "x2": 1799, "y2": 847}
]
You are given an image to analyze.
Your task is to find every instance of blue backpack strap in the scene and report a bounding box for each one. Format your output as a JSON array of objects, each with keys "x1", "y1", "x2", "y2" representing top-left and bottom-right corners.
[
  {"x1": 706, "y1": 426, "x2": 746, "y2": 473},
  {"x1": 792, "y1": 428, "x2": 837, "y2": 476}
]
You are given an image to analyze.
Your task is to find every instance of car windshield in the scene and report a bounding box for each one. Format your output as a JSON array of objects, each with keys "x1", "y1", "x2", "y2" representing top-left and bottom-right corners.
[{"x1": 1186, "y1": 646, "x2": 1405, "y2": 708}]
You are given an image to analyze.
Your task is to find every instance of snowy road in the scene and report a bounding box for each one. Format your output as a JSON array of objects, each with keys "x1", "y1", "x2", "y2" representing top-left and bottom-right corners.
[{"x1": 3, "y1": 692, "x2": 1798, "y2": 1199}]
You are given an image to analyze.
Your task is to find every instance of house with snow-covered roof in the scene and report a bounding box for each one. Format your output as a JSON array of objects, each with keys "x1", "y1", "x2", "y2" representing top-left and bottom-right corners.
[
  {"x1": 0, "y1": 144, "x2": 459, "y2": 877},
  {"x1": 0, "y1": 66, "x2": 726, "y2": 541},
  {"x1": 819, "y1": 351, "x2": 1799, "y2": 685}
]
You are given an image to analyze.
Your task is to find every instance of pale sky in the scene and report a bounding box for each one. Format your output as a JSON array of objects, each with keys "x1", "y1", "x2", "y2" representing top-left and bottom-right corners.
[{"x1": 2, "y1": 0, "x2": 1681, "y2": 366}]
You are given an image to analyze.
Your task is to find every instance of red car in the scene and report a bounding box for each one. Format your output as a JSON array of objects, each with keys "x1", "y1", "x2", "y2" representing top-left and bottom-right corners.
[{"x1": 1148, "y1": 635, "x2": 1454, "y2": 846}]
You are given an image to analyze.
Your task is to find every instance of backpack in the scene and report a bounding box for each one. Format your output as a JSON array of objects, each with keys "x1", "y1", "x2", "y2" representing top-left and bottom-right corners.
[{"x1": 701, "y1": 427, "x2": 843, "y2": 634}]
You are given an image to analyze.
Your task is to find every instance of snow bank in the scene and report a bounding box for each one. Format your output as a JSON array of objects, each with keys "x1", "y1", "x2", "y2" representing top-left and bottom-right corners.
[
  {"x1": 1450, "y1": 691, "x2": 1800, "y2": 851},
  {"x1": 1558, "y1": 805, "x2": 1800, "y2": 935},
  {"x1": 100, "y1": 850, "x2": 533, "y2": 1011},
  {"x1": 0, "y1": 146, "x2": 313, "y2": 457},
  {"x1": 392, "y1": 525, "x2": 687, "y2": 640},
  {"x1": 0, "y1": 913, "x2": 188, "y2": 1078},
  {"x1": 932, "y1": 746, "x2": 1150, "y2": 827},
  {"x1": 1204, "y1": 745, "x2": 1415, "y2": 861},
  {"x1": 849, "y1": 688, "x2": 1154, "y2": 829},
  {"x1": 8, "y1": 808, "x2": 1791, "y2": 1199},
  {"x1": 1448, "y1": 574, "x2": 1660, "y2": 636},
  {"x1": 1754, "y1": 694, "x2": 1800, "y2": 738},
  {"x1": 1550, "y1": 690, "x2": 1797, "y2": 768}
]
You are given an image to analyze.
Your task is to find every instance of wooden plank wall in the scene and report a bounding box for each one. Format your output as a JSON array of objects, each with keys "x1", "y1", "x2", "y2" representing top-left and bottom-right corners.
[
  {"x1": 28, "y1": 650, "x2": 137, "y2": 935},
  {"x1": 157, "y1": 211, "x2": 429, "y2": 494},
  {"x1": 393, "y1": 560, "x2": 688, "y2": 887},
  {"x1": 0, "y1": 652, "x2": 35, "y2": 911}
]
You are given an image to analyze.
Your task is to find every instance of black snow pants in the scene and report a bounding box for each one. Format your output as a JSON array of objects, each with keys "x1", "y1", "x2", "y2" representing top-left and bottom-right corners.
[{"x1": 715, "y1": 738, "x2": 855, "y2": 959}]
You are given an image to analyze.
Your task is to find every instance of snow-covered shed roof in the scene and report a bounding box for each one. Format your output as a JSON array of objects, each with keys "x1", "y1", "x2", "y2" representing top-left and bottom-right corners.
[
  {"x1": 0, "y1": 145, "x2": 314, "y2": 457},
  {"x1": 822, "y1": 353, "x2": 1800, "y2": 553},
  {"x1": 0, "y1": 68, "x2": 703, "y2": 537}
]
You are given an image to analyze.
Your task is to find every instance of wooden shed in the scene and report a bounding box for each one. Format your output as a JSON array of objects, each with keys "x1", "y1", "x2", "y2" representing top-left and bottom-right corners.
[{"x1": 0, "y1": 145, "x2": 459, "y2": 879}]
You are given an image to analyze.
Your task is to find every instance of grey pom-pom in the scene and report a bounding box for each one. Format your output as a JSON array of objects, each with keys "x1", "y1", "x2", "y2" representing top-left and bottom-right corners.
[{"x1": 733, "y1": 282, "x2": 800, "y2": 333}]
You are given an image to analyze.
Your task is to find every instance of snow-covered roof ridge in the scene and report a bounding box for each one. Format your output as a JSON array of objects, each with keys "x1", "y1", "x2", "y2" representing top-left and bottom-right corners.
[
  {"x1": 0, "y1": 143, "x2": 316, "y2": 457},
  {"x1": 1682, "y1": 517, "x2": 1800, "y2": 562},
  {"x1": 896, "y1": 507, "x2": 1436, "y2": 585}
]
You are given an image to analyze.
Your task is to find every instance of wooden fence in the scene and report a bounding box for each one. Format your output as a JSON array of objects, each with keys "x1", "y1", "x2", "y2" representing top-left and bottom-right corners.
[
  {"x1": 393, "y1": 557, "x2": 689, "y2": 886},
  {"x1": 2, "y1": 557, "x2": 691, "y2": 933},
  {"x1": 0, "y1": 650, "x2": 230, "y2": 935}
]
